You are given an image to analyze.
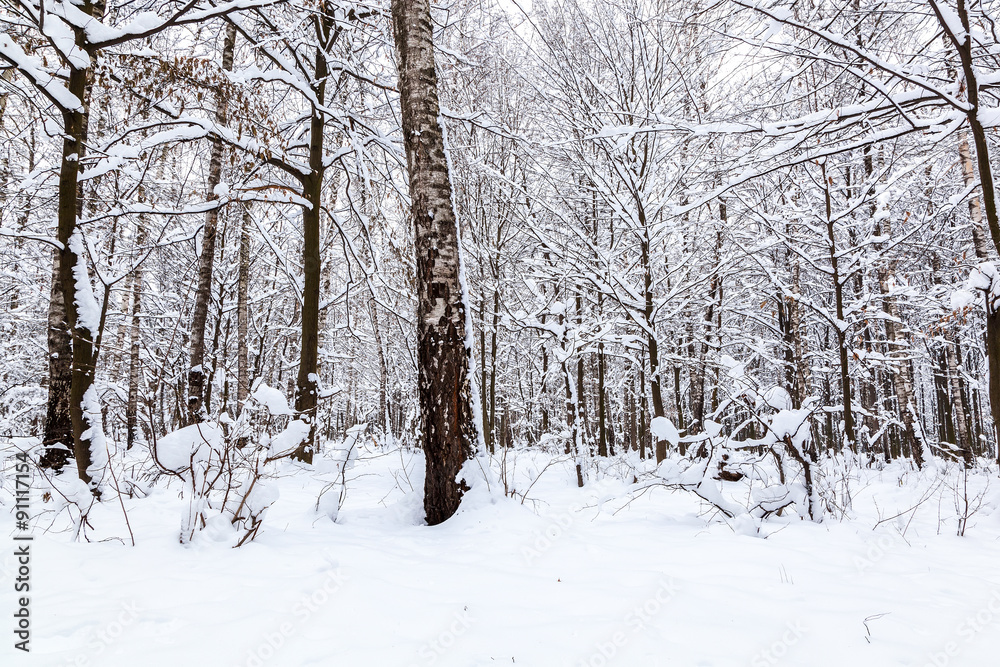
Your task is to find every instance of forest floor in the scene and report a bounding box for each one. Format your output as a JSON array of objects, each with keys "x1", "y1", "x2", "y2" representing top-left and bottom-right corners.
[{"x1": 3, "y1": 439, "x2": 1000, "y2": 667}]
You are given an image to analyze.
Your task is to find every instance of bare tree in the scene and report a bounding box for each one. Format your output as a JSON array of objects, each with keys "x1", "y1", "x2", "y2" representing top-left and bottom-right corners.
[{"x1": 391, "y1": 0, "x2": 478, "y2": 524}]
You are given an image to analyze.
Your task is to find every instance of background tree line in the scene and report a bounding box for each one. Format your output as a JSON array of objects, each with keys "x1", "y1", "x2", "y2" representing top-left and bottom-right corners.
[{"x1": 2, "y1": 0, "x2": 999, "y2": 523}]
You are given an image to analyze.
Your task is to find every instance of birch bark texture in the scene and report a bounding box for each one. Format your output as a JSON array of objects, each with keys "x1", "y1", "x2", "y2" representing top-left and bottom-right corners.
[{"x1": 390, "y1": 0, "x2": 476, "y2": 524}]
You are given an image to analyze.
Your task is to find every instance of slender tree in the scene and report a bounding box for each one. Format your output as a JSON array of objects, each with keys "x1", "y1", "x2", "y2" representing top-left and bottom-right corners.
[{"x1": 391, "y1": 0, "x2": 477, "y2": 524}]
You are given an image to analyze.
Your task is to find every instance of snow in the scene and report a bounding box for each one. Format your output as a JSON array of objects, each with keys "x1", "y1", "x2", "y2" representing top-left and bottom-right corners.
[
  {"x1": 964, "y1": 263, "x2": 1000, "y2": 303},
  {"x1": 154, "y1": 421, "x2": 224, "y2": 472},
  {"x1": 951, "y1": 288, "x2": 977, "y2": 310},
  {"x1": 243, "y1": 480, "x2": 280, "y2": 516},
  {"x1": 0, "y1": 34, "x2": 84, "y2": 111},
  {"x1": 650, "y1": 415, "x2": 679, "y2": 446},
  {"x1": 763, "y1": 386, "x2": 793, "y2": 411},
  {"x1": 768, "y1": 408, "x2": 813, "y2": 455},
  {"x1": 932, "y1": 2, "x2": 968, "y2": 46},
  {"x1": 80, "y1": 385, "x2": 109, "y2": 486},
  {"x1": 39, "y1": 11, "x2": 90, "y2": 70},
  {"x1": 269, "y1": 419, "x2": 311, "y2": 457},
  {"x1": 4, "y1": 445, "x2": 1000, "y2": 666},
  {"x1": 251, "y1": 383, "x2": 294, "y2": 416},
  {"x1": 69, "y1": 231, "x2": 102, "y2": 334}
]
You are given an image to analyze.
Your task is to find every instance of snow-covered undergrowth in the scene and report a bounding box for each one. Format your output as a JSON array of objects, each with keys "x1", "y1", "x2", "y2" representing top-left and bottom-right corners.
[{"x1": 3, "y1": 436, "x2": 1000, "y2": 667}]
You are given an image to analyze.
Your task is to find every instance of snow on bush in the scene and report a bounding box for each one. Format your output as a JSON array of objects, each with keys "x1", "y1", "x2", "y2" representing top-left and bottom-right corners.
[
  {"x1": 650, "y1": 416, "x2": 679, "y2": 446},
  {"x1": 154, "y1": 414, "x2": 289, "y2": 545},
  {"x1": 269, "y1": 419, "x2": 310, "y2": 457},
  {"x1": 154, "y1": 422, "x2": 224, "y2": 473},
  {"x1": 250, "y1": 382, "x2": 293, "y2": 416}
]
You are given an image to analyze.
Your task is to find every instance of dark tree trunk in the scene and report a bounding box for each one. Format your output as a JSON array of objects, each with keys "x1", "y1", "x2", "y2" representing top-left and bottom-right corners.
[
  {"x1": 598, "y1": 339, "x2": 607, "y2": 457},
  {"x1": 187, "y1": 23, "x2": 237, "y2": 425},
  {"x1": 642, "y1": 230, "x2": 666, "y2": 462},
  {"x1": 291, "y1": 12, "x2": 338, "y2": 464},
  {"x1": 391, "y1": 0, "x2": 477, "y2": 523},
  {"x1": 821, "y1": 162, "x2": 856, "y2": 454},
  {"x1": 933, "y1": 0, "x2": 1000, "y2": 464},
  {"x1": 56, "y1": 17, "x2": 103, "y2": 487},
  {"x1": 41, "y1": 1, "x2": 105, "y2": 478}
]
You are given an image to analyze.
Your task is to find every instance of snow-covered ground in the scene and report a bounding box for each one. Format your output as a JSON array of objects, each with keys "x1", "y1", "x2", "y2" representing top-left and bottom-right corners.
[{"x1": 3, "y1": 441, "x2": 1000, "y2": 667}]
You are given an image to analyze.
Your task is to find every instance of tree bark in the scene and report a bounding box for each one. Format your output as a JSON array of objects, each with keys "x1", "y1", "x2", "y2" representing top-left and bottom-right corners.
[
  {"x1": 642, "y1": 227, "x2": 666, "y2": 462},
  {"x1": 236, "y1": 205, "x2": 252, "y2": 414},
  {"x1": 290, "y1": 16, "x2": 333, "y2": 464},
  {"x1": 51, "y1": 1, "x2": 106, "y2": 486},
  {"x1": 40, "y1": 253, "x2": 74, "y2": 470},
  {"x1": 40, "y1": 1, "x2": 106, "y2": 476},
  {"x1": 391, "y1": 0, "x2": 477, "y2": 523},
  {"x1": 187, "y1": 22, "x2": 237, "y2": 424},
  {"x1": 933, "y1": 0, "x2": 1000, "y2": 464},
  {"x1": 822, "y1": 162, "x2": 856, "y2": 454},
  {"x1": 125, "y1": 205, "x2": 148, "y2": 450}
]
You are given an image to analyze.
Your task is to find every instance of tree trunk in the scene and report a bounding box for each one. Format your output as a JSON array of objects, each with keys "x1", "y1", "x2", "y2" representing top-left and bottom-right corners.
[
  {"x1": 41, "y1": 1, "x2": 106, "y2": 477},
  {"x1": 125, "y1": 210, "x2": 148, "y2": 450},
  {"x1": 187, "y1": 22, "x2": 237, "y2": 424},
  {"x1": 790, "y1": 258, "x2": 810, "y2": 408},
  {"x1": 822, "y1": 162, "x2": 856, "y2": 454},
  {"x1": 692, "y1": 223, "x2": 722, "y2": 431},
  {"x1": 879, "y1": 271, "x2": 924, "y2": 467},
  {"x1": 291, "y1": 167, "x2": 322, "y2": 462},
  {"x1": 642, "y1": 228, "x2": 666, "y2": 462},
  {"x1": 934, "y1": 0, "x2": 1000, "y2": 464},
  {"x1": 54, "y1": 6, "x2": 105, "y2": 487},
  {"x1": 490, "y1": 287, "x2": 500, "y2": 449},
  {"x1": 959, "y1": 134, "x2": 991, "y2": 261},
  {"x1": 598, "y1": 338, "x2": 607, "y2": 457},
  {"x1": 40, "y1": 253, "x2": 74, "y2": 470},
  {"x1": 479, "y1": 292, "x2": 490, "y2": 452},
  {"x1": 291, "y1": 14, "x2": 337, "y2": 464},
  {"x1": 391, "y1": 0, "x2": 477, "y2": 523},
  {"x1": 237, "y1": 205, "x2": 252, "y2": 414}
]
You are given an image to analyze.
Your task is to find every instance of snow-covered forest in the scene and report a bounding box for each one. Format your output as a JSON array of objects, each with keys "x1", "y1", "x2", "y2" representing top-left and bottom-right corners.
[{"x1": 3, "y1": 0, "x2": 1000, "y2": 664}]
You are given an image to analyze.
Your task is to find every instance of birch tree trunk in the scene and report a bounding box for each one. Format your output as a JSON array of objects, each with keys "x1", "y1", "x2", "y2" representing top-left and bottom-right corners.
[
  {"x1": 790, "y1": 259, "x2": 810, "y2": 409},
  {"x1": 125, "y1": 191, "x2": 150, "y2": 450},
  {"x1": 236, "y1": 205, "x2": 252, "y2": 414},
  {"x1": 391, "y1": 0, "x2": 477, "y2": 523},
  {"x1": 959, "y1": 134, "x2": 991, "y2": 262},
  {"x1": 40, "y1": 253, "x2": 74, "y2": 470}
]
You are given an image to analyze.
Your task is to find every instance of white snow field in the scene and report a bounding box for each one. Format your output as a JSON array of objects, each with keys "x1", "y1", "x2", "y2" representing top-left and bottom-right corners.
[{"x1": 4, "y1": 441, "x2": 1000, "y2": 667}]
